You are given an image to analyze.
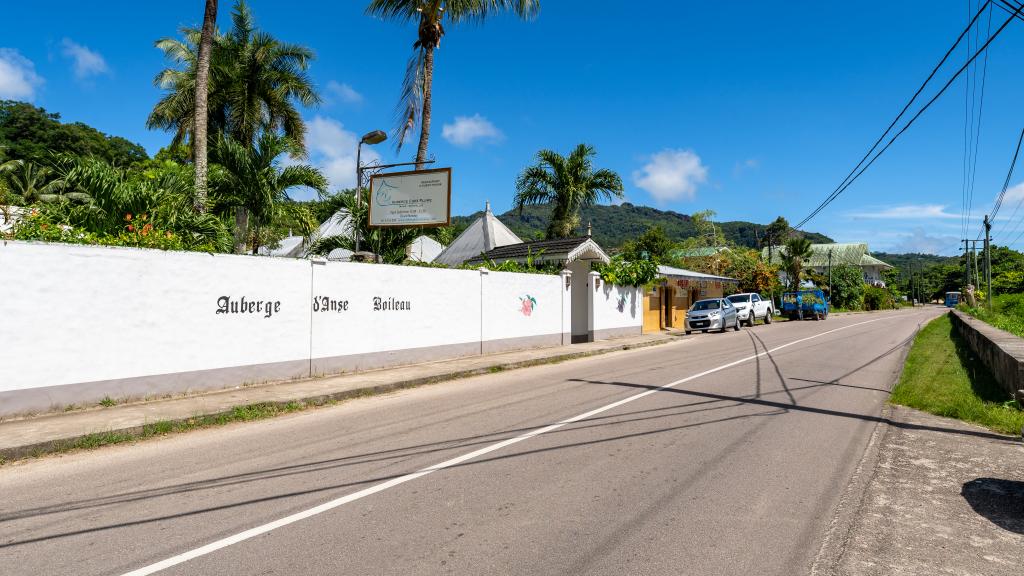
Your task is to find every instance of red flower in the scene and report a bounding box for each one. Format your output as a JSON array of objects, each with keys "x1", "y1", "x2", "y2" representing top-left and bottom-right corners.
[{"x1": 127, "y1": 224, "x2": 134, "y2": 232}]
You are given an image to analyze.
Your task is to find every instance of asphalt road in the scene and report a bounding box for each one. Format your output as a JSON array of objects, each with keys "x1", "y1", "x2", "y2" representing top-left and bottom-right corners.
[{"x1": 0, "y1": 307, "x2": 944, "y2": 576}]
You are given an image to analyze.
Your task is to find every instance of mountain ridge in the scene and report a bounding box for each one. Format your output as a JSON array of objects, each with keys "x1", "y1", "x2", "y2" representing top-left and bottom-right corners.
[{"x1": 451, "y1": 202, "x2": 834, "y2": 250}]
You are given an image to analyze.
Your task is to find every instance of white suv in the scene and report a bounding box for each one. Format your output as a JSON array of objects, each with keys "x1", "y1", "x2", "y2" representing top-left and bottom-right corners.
[{"x1": 726, "y1": 293, "x2": 773, "y2": 326}]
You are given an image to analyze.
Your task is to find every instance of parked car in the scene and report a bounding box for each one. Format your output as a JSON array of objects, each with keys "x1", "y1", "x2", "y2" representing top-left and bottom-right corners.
[
  {"x1": 781, "y1": 289, "x2": 829, "y2": 320},
  {"x1": 685, "y1": 297, "x2": 741, "y2": 334},
  {"x1": 726, "y1": 292, "x2": 774, "y2": 326}
]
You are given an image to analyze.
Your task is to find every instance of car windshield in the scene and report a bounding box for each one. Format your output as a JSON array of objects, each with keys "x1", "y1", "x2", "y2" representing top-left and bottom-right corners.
[
  {"x1": 727, "y1": 295, "x2": 749, "y2": 304},
  {"x1": 692, "y1": 300, "x2": 721, "y2": 311}
]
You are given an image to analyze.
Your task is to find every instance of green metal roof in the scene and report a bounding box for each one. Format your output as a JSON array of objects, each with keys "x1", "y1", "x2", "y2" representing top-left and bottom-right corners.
[
  {"x1": 761, "y1": 243, "x2": 892, "y2": 268},
  {"x1": 670, "y1": 246, "x2": 730, "y2": 258}
]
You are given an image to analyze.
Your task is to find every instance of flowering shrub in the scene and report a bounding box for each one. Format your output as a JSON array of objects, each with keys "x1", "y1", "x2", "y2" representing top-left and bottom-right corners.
[{"x1": 12, "y1": 210, "x2": 209, "y2": 252}]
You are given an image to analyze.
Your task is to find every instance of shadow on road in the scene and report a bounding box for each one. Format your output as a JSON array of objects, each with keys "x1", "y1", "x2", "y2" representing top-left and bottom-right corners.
[{"x1": 961, "y1": 478, "x2": 1024, "y2": 534}]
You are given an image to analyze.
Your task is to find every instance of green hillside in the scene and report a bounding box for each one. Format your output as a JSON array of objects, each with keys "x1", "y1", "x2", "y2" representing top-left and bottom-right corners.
[
  {"x1": 452, "y1": 202, "x2": 833, "y2": 249},
  {"x1": 872, "y1": 252, "x2": 960, "y2": 275}
]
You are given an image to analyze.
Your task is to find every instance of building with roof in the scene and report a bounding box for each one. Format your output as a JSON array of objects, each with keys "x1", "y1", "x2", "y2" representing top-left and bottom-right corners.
[
  {"x1": 464, "y1": 236, "x2": 610, "y2": 268},
  {"x1": 434, "y1": 202, "x2": 522, "y2": 267},
  {"x1": 643, "y1": 265, "x2": 739, "y2": 332},
  {"x1": 669, "y1": 246, "x2": 731, "y2": 259},
  {"x1": 761, "y1": 242, "x2": 893, "y2": 286}
]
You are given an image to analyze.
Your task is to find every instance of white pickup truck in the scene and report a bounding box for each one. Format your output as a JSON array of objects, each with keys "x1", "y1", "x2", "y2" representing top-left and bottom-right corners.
[{"x1": 726, "y1": 293, "x2": 773, "y2": 326}]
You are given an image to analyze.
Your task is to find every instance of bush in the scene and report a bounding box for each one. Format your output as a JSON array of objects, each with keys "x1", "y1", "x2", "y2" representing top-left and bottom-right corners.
[
  {"x1": 863, "y1": 285, "x2": 895, "y2": 310},
  {"x1": 596, "y1": 256, "x2": 660, "y2": 287},
  {"x1": 12, "y1": 209, "x2": 209, "y2": 252},
  {"x1": 829, "y1": 264, "x2": 865, "y2": 310}
]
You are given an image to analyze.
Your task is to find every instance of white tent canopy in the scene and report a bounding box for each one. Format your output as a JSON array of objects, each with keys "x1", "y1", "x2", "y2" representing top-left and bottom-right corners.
[
  {"x1": 406, "y1": 235, "x2": 445, "y2": 263},
  {"x1": 434, "y1": 202, "x2": 522, "y2": 267}
]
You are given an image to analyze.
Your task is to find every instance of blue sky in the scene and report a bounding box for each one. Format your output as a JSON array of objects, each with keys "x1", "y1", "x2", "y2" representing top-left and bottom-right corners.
[{"x1": 2, "y1": 1, "x2": 1024, "y2": 255}]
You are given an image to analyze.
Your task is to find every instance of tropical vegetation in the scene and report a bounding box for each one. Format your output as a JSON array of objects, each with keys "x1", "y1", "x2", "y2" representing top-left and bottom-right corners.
[
  {"x1": 513, "y1": 143, "x2": 624, "y2": 239},
  {"x1": 779, "y1": 236, "x2": 813, "y2": 291}
]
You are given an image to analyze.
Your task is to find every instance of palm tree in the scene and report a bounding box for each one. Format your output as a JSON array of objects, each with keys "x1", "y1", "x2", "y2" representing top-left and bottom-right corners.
[
  {"x1": 306, "y1": 190, "x2": 422, "y2": 264},
  {"x1": 366, "y1": 0, "x2": 541, "y2": 167},
  {"x1": 149, "y1": 0, "x2": 321, "y2": 251},
  {"x1": 148, "y1": 0, "x2": 319, "y2": 152},
  {"x1": 513, "y1": 143, "x2": 624, "y2": 239},
  {"x1": 1, "y1": 161, "x2": 82, "y2": 204},
  {"x1": 192, "y1": 0, "x2": 219, "y2": 213},
  {"x1": 780, "y1": 236, "x2": 814, "y2": 291},
  {"x1": 47, "y1": 154, "x2": 233, "y2": 251},
  {"x1": 211, "y1": 132, "x2": 327, "y2": 254}
]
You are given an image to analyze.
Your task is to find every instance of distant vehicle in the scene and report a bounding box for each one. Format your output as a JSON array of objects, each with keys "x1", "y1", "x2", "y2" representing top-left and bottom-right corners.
[
  {"x1": 944, "y1": 291, "x2": 961, "y2": 308},
  {"x1": 685, "y1": 297, "x2": 741, "y2": 335},
  {"x1": 727, "y1": 292, "x2": 774, "y2": 326},
  {"x1": 781, "y1": 289, "x2": 829, "y2": 321}
]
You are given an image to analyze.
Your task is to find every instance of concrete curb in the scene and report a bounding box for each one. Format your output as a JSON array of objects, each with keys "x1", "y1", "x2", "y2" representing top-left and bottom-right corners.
[{"x1": 0, "y1": 335, "x2": 678, "y2": 462}]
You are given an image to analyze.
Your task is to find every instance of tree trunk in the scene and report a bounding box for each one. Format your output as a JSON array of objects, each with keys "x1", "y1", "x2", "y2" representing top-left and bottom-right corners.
[
  {"x1": 415, "y1": 46, "x2": 434, "y2": 170},
  {"x1": 193, "y1": 0, "x2": 218, "y2": 214},
  {"x1": 234, "y1": 206, "x2": 249, "y2": 254}
]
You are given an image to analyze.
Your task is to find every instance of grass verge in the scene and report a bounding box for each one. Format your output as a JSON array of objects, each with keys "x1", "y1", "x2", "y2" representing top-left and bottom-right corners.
[
  {"x1": 958, "y1": 293, "x2": 1024, "y2": 338},
  {"x1": 890, "y1": 314, "x2": 1024, "y2": 436},
  {"x1": 33, "y1": 401, "x2": 319, "y2": 459}
]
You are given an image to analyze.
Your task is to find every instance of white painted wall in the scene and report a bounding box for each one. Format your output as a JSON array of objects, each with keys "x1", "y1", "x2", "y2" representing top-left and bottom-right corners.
[
  {"x1": 0, "y1": 241, "x2": 640, "y2": 415},
  {"x1": 311, "y1": 262, "x2": 481, "y2": 372},
  {"x1": 588, "y1": 272, "x2": 643, "y2": 339},
  {"x1": 0, "y1": 241, "x2": 312, "y2": 393},
  {"x1": 481, "y1": 270, "x2": 565, "y2": 352}
]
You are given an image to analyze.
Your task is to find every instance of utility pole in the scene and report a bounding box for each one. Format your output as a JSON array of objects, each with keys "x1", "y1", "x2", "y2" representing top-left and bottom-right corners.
[
  {"x1": 984, "y1": 215, "x2": 992, "y2": 309},
  {"x1": 827, "y1": 248, "x2": 833, "y2": 303},
  {"x1": 963, "y1": 239, "x2": 970, "y2": 289}
]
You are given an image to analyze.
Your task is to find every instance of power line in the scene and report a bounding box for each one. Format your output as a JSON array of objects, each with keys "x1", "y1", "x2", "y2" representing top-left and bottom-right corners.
[
  {"x1": 795, "y1": 0, "x2": 1022, "y2": 230},
  {"x1": 960, "y1": 0, "x2": 975, "y2": 241},
  {"x1": 994, "y1": 0, "x2": 1024, "y2": 22},
  {"x1": 965, "y1": 2, "x2": 994, "y2": 242},
  {"x1": 802, "y1": 0, "x2": 991, "y2": 234},
  {"x1": 989, "y1": 126, "x2": 1024, "y2": 221}
]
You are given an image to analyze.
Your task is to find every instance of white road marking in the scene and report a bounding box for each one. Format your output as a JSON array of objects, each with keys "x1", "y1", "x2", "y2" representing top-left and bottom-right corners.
[{"x1": 121, "y1": 313, "x2": 908, "y2": 575}]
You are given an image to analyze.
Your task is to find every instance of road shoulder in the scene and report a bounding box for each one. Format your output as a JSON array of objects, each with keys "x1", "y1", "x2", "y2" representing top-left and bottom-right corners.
[{"x1": 814, "y1": 404, "x2": 1024, "y2": 576}]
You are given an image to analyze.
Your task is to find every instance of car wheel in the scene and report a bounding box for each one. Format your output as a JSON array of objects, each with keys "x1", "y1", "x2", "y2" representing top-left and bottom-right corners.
[
  {"x1": 734, "y1": 317, "x2": 741, "y2": 331},
  {"x1": 765, "y1": 310, "x2": 773, "y2": 324},
  {"x1": 685, "y1": 330, "x2": 692, "y2": 335},
  {"x1": 702, "y1": 330, "x2": 708, "y2": 333}
]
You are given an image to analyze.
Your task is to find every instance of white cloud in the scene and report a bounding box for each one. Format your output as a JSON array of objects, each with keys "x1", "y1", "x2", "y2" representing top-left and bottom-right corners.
[
  {"x1": 732, "y1": 158, "x2": 759, "y2": 177},
  {"x1": 300, "y1": 115, "x2": 381, "y2": 194},
  {"x1": 60, "y1": 38, "x2": 109, "y2": 80},
  {"x1": 847, "y1": 204, "x2": 961, "y2": 220},
  {"x1": 326, "y1": 80, "x2": 363, "y2": 105},
  {"x1": 442, "y1": 114, "x2": 503, "y2": 147},
  {"x1": 0, "y1": 48, "x2": 43, "y2": 101},
  {"x1": 633, "y1": 149, "x2": 708, "y2": 202},
  {"x1": 891, "y1": 228, "x2": 961, "y2": 255}
]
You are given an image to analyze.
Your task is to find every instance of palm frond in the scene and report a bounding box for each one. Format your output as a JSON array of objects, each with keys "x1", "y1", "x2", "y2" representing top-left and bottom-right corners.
[{"x1": 393, "y1": 50, "x2": 425, "y2": 153}]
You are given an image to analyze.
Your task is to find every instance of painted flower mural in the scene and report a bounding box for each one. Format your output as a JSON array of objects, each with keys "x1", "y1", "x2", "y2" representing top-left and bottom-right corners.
[{"x1": 519, "y1": 295, "x2": 537, "y2": 317}]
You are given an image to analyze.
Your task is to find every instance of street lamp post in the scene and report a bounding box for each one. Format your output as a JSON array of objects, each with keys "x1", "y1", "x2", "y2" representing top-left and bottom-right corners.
[{"x1": 354, "y1": 130, "x2": 387, "y2": 255}]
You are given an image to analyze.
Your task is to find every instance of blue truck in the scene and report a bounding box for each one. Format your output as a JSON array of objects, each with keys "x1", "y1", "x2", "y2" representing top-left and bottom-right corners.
[{"x1": 781, "y1": 289, "x2": 829, "y2": 321}]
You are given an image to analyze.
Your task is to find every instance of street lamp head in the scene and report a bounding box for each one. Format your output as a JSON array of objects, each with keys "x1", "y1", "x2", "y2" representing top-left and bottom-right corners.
[{"x1": 360, "y1": 130, "x2": 387, "y2": 145}]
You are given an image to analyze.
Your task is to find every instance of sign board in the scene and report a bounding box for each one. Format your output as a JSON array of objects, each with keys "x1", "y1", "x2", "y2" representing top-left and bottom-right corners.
[{"x1": 368, "y1": 167, "x2": 451, "y2": 228}]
